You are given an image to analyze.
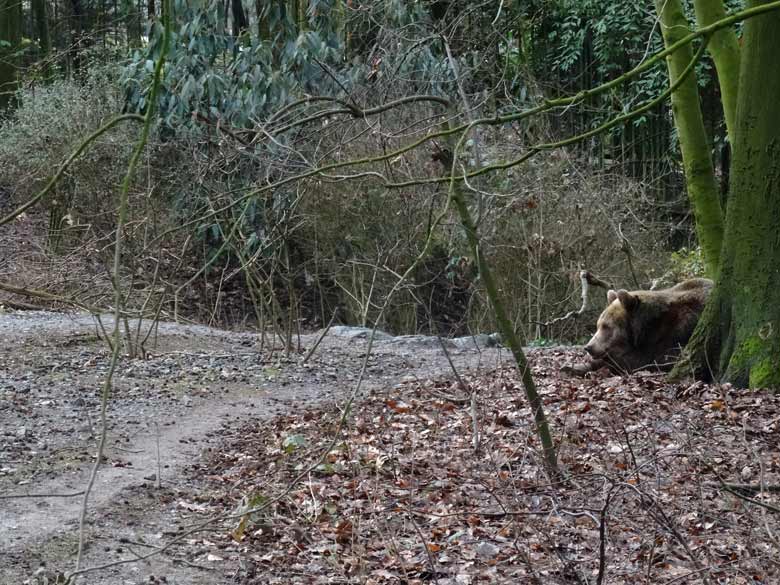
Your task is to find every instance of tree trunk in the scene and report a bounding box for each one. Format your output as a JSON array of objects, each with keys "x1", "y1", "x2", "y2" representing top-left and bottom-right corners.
[
  {"x1": 0, "y1": 0, "x2": 21, "y2": 110},
  {"x1": 655, "y1": 0, "x2": 723, "y2": 277},
  {"x1": 70, "y1": 0, "x2": 86, "y2": 76},
  {"x1": 232, "y1": 0, "x2": 249, "y2": 40},
  {"x1": 444, "y1": 120, "x2": 559, "y2": 478},
  {"x1": 126, "y1": 0, "x2": 142, "y2": 47},
  {"x1": 294, "y1": 0, "x2": 307, "y2": 32},
  {"x1": 32, "y1": 0, "x2": 51, "y2": 57},
  {"x1": 676, "y1": 1, "x2": 780, "y2": 389},
  {"x1": 692, "y1": 0, "x2": 741, "y2": 140}
]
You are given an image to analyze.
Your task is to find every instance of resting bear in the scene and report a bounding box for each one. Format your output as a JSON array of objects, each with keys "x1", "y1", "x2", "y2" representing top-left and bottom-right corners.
[{"x1": 580, "y1": 278, "x2": 713, "y2": 374}]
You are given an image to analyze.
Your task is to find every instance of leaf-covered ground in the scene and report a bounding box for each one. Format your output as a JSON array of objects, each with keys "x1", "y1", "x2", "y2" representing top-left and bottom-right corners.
[{"x1": 185, "y1": 349, "x2": 780, "y2": 584}]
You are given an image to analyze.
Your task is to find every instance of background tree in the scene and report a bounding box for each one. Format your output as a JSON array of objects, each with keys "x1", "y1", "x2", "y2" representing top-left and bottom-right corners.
[
  {"x1": 31, "y1": 0, "x2": 51, "y2": 63},
  {"x1": 3, "y1": 0, "x2": 761, "y2": 353},
  {"x1": 0, "y1": 0, "x2": 22, "y2": 110},
  {"x1": 655, "y1": 0, "x2": 723, "y2": 276}
]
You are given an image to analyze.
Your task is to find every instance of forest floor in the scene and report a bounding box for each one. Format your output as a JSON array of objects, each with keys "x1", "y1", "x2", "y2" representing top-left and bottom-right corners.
[{"x1": 1, "y1": 310, "x2": 779, "y2": 585}]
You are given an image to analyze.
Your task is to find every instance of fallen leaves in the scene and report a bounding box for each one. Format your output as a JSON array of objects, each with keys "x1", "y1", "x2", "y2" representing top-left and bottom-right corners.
[{"x1": 188, "y1": 348, "x2": 780, "y2": 584}]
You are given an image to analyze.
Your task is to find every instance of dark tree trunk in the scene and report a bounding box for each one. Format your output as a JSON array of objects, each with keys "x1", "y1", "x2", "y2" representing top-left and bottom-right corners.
[
  {"x1": 69, "y1": 0, "x2": 85, "y2": 76},
  {"x1": 126, "y1": 0, "x2": 143, "y2": 47},
  {"x1": 32, "y1": 0, "x2": 51, "y2": 57},
  {"x1": 232, "y1": 0, "x2": 249, "y2": 39},
  {"x1": 0, "y1": 0, "x2": 22, "y2": 110}
]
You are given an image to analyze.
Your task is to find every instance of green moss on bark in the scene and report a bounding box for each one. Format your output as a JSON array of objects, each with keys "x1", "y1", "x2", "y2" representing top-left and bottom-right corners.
[
  {"x1": 655, "y1": 0, "x2": 724, "y2": 277},
  {"x1": 681, "y1": 1, "x2": 780, "y2": 391},
  {"x1": 725, "y1": 330, "x2": 780, "y2": 388},
  {"x1": 692, "y1": 0, "x2": 741, "y2": 139}
]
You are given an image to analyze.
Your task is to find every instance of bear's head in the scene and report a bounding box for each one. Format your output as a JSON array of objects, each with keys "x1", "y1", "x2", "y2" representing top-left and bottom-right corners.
[{"x1": 584, "y1": 289, "x2": 640, "y2": 369}]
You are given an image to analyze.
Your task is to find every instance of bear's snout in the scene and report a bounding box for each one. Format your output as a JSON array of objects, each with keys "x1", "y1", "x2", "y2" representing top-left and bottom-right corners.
[{"x1": 584, "y1": 342, "x2": 599, "y2": 357}]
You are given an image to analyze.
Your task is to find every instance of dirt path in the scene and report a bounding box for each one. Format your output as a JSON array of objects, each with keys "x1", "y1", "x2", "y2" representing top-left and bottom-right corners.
[{"x1": 0, "y1": 311, "x2": 509, "y2": 584}]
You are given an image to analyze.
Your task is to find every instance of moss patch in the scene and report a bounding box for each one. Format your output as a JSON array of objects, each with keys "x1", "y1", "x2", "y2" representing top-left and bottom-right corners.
[{"x1": 728, "y1": 331, "x2": 780, "y2": 390}]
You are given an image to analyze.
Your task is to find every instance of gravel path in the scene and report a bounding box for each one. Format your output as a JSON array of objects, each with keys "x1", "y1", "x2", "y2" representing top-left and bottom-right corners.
[{"x1": 0, "y1": 311, "x2": 513, "y2": 584}]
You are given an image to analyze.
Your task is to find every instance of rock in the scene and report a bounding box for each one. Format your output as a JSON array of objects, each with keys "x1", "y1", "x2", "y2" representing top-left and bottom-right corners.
[
  {"x1": 385, "y1": 335, "x2": 454, "y2": 349},
  {"x1": 326, "y1": 326, "x2": 393, "y2": 341},
  {"x1": 475, "y1": 541, "x2": 500, "y2": 559},
  {"x1": 560, "y1": 363, "x2": 592, "y2": 377},
  {"x1": 451, "y1": 333, "x2": 501, "y2": 349}
]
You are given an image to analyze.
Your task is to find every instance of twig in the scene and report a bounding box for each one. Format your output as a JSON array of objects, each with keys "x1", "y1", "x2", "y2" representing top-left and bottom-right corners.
[
  {"x1": 0, "y1": 491, "x2": 85, "y2": 499},
  {"x1": 442, "y1": 35, "x2": 482, "y2": 170},
  {"x1": 0, "y1": 281, "x2": 110, "y2": 315},
  {"x1": 312, "y1": 56, "x2": 359, "y2": 108},
  {"x1": 720, "y1": 485, "x2": 780, "y2": 514},
  {"x1": 407, "y1": 511, "x2": 440, "y2": 584},
  {"x1": 444, "y1": 115, "x2": 559, "y2": 477},
  {"x1": 710, "y1": 482, "x2": 780, "y2": 494},
  {"x1": 73, "y1": 1, "x2": 171, "y2": 578},
  {"x1": 618, "y1": 223, "x2": 640, "y2": 288},
  {"x1": 0, "y1": 114, "x2": 144, "y2": 228},
  {"x1": 155, "y1": 421, "x2": 162, "y2": 490},
  {"x1": 491, "y1": 0, "x2": 505, "y2": 25},
  {"x1": 0, "y1": 298, "x2": 43, "y2": 310},
  {"x1": 436, "y1": 336, "x2": 469, "y2": 394},
  {"x1": 535, "y1": 270, "x2": 591, "y2": 328},
  {"x1": 623, "y1": 483, "x2": 712, "y2": 585},
  {"x1": 582, "y1": 271, "x2": 614, "y2": 290},
  {"x1": 470, "y1": 390, "x2": 481, "y2": 455},
  {"x1": 596, "y1": 488, "x2": 614, "y2": 585},
  {"x1": 302, "y1": 308, "x2": 339, "y2": 365}
]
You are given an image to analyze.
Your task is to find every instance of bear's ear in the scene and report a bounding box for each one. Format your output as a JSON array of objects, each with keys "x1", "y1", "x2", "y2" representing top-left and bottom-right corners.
[
  {"x1": 607, "y1": 289, "x2": 617, "y2": 304},
  {"x1": 616, "y1": 289, "x2": 639, "y2": 311}
]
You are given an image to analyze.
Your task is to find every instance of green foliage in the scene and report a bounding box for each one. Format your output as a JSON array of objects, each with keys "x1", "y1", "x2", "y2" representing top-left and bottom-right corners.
[
  {"x1": 533, "y1": 1, "x2": 666, "y2": 90},
  {"x1": 533, "y1": 0, "x2": 742, "y2": 95},
  {"x1": 283, "y1": 434, "x2": 307, "y2": 453},
  {"x1": 521, "y1": 0, "x2": 740, "y2": 155},
  {"x1": 669, "y1": 246, "x2": 706, "y2": 279},
  {"x1": 122, "y1": 0, "x2": 346, "y2": 128}
]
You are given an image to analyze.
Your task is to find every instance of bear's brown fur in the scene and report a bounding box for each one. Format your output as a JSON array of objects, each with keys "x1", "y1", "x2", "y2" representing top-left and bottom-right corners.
[{"x1": 581, "y1": 278, "x2": 713, "y2": 374}]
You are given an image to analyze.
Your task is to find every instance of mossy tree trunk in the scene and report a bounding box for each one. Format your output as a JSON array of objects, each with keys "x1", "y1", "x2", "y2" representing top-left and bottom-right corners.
[
  {"x1": 444, "y1": 120, "x2": 559, "y2": 478},
  {"x1": 655, "y1": 0, "x2": 723, "y2": 277},
  {"x1": 692, "y1": 0, "x2": 741, "y2": 139},
  {"x1": 676, "y1": 1, "x2": 780, "y2": 389}
]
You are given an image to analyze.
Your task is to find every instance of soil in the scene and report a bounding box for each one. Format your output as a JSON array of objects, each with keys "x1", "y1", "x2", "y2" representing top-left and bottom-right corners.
[{"x1": 0, "y1": 311, "x2": 513, "y2": 584}]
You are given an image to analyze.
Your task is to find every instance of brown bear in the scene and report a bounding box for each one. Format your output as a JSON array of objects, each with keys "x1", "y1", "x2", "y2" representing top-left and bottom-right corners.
[{"x1": 578, "y1": 278, "x2": 713, "y2": 374}]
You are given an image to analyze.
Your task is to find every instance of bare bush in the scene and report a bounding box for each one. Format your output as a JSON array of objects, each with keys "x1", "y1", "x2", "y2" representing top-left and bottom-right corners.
[{"x1": 0, "y1": 20, "x2": 691, "y2": 343}]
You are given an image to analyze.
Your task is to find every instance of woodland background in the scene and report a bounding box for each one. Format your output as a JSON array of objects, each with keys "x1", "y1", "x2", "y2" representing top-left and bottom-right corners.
[{"x1": 0, "y1": 0, "x2": 723, "y2": 343}]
